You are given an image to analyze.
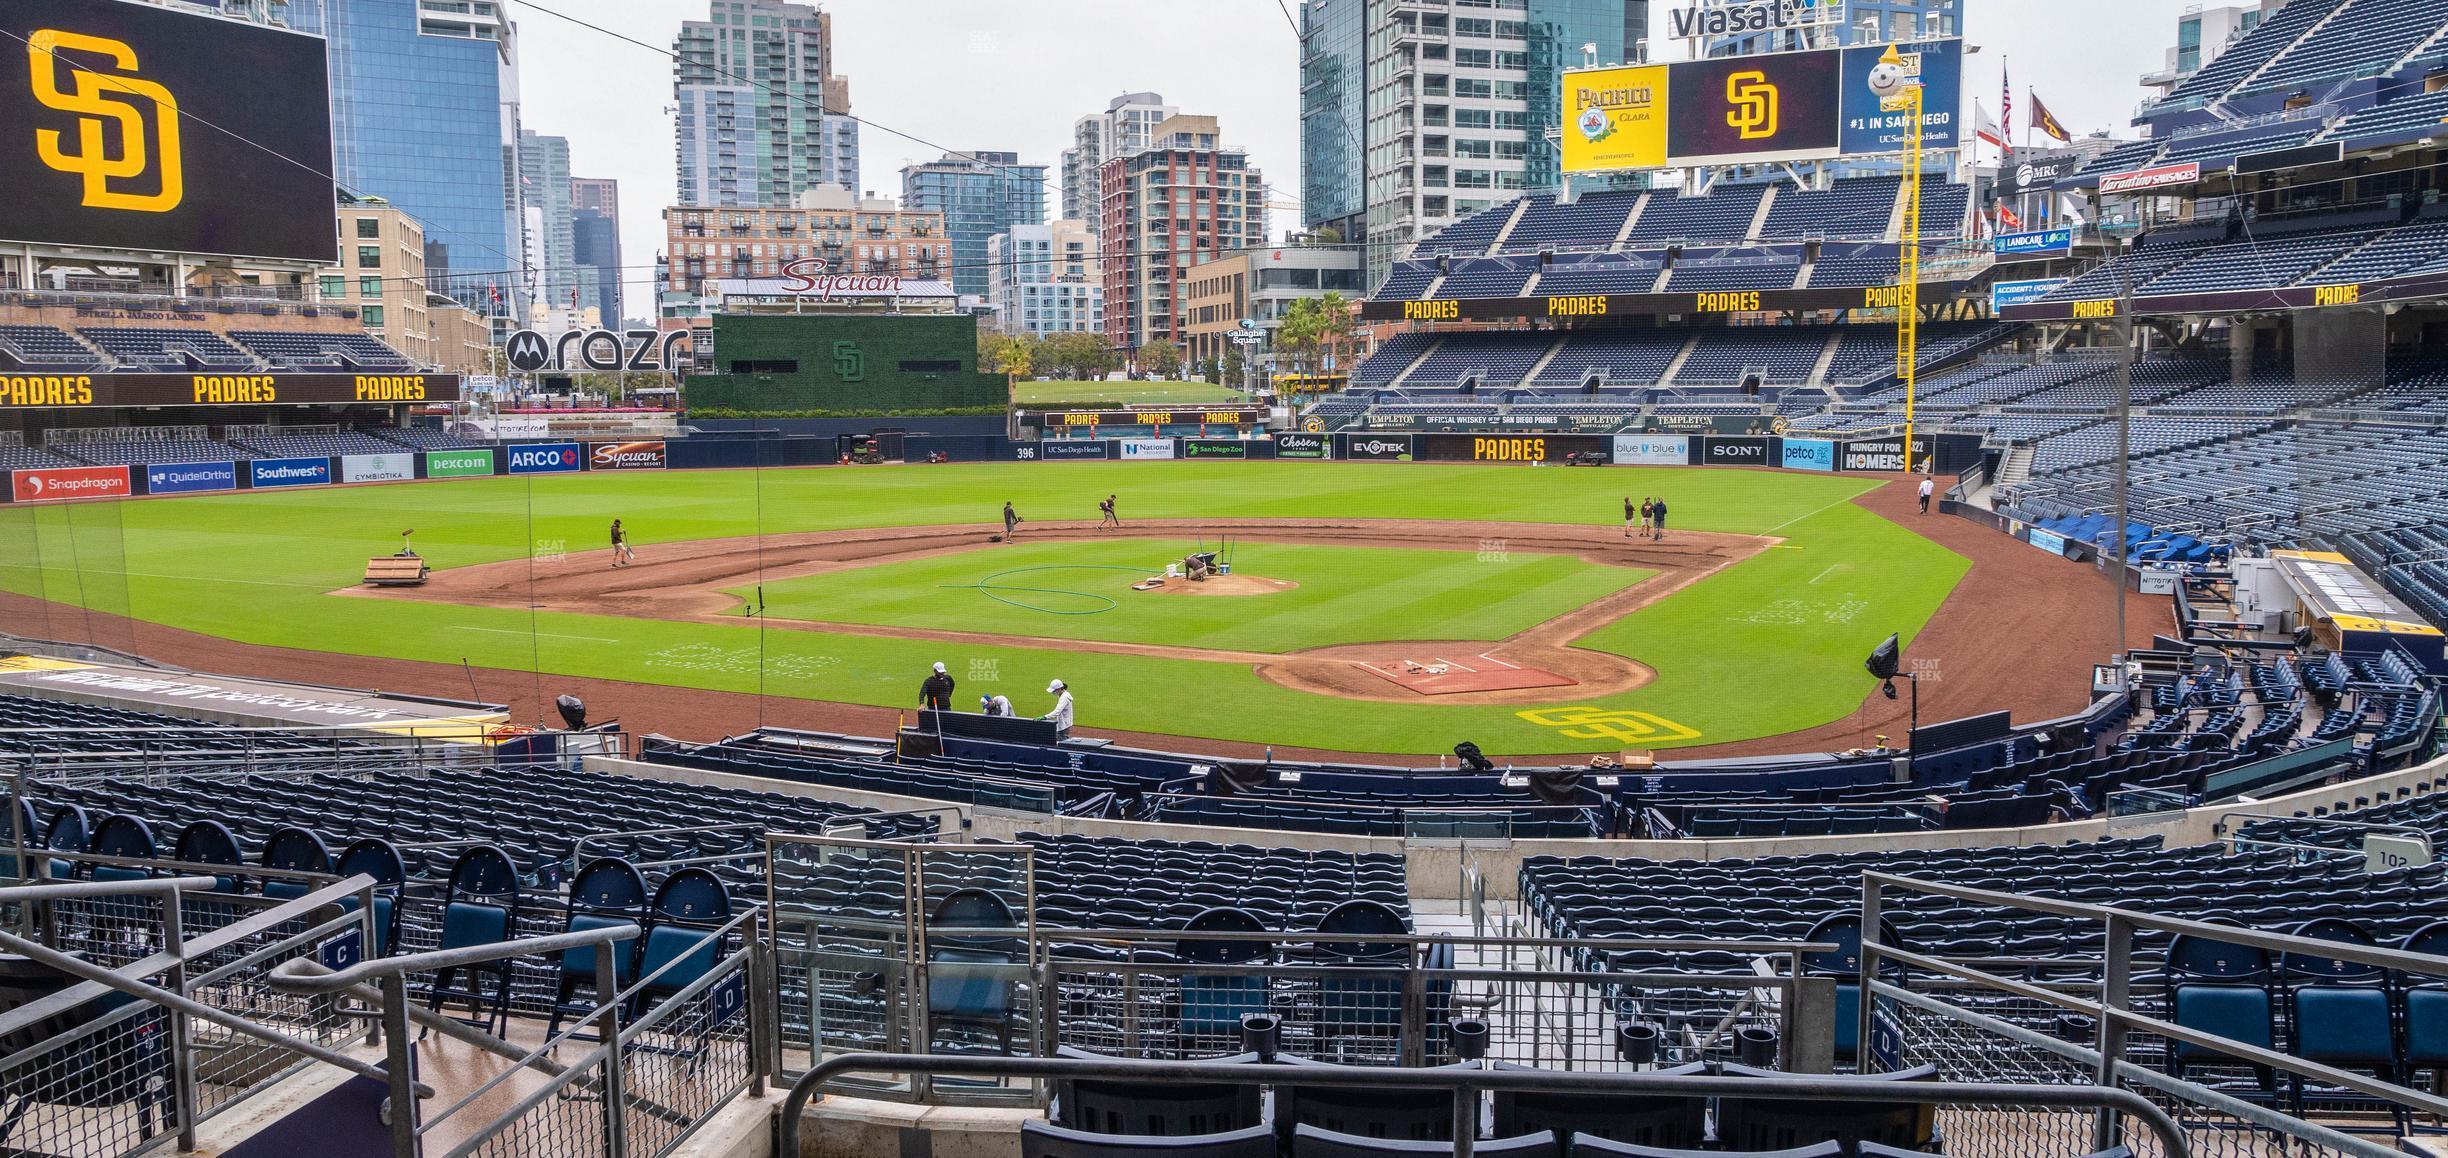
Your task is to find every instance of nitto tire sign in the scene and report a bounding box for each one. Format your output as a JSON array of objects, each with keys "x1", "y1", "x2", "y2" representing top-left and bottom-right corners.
[
  {"x1": 1702, "y1": 437, "x2": 1773, "y2": 466},
  {"x1": 1343, "y1": 435, "x2": 1414, "y2": 462},
  {"x1": 340, "y1": 453, "x2": 414, "y2": 483},
  {"x1": 11, "y1": 465, "x2": 130, "y2": 502},
  {"x1": 145, "y1": 461, "x2": 237, "y2": 494},
  {"x1": 1274, "y1": 432, "x2": 1330, "y2": 460},
  {"x1": 249, "y1": 457, "x2": 330, "y2": 489},
  {"x1": 589, "y1": 441, "x2": 667, "y2": 470},
  {"x1": 506, "y1": 443, "x2": 582, "y2": 475}
]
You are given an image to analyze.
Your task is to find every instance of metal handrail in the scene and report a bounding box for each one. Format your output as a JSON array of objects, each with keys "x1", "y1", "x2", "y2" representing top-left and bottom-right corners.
[
  {"x1": 267, "y1": 922, "x2": 642, "y2": 993},
  {"x1": 778, "y1": 1053, "x2": 2190, "y2": 1158}
]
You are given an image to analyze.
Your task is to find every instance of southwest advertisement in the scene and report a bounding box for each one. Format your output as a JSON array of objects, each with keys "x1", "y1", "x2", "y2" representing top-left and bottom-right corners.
[
  {"x1": 249, "y1": 457, "x2": 330, "y2": 489},
  {"x1": 506, "y1": 443, "x2": 583, "y2": 475},
  {"x1": 340, "y1": 453, "x2": 415, "y2": 483},
  {"x1": 11, "y1": 465, "x2": 130, "y2": 502},
  {"x1": 145, "y1": 461, "x2": 238, "y2": 494},
  {"x1": 424, "y1": 449, "x2": 496, "y2": 478}
]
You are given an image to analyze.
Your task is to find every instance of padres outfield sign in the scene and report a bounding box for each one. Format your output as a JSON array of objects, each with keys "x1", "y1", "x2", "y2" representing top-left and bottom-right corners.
[{"x1": 0, "y1": 373, "x2": 462, "y2": 409}]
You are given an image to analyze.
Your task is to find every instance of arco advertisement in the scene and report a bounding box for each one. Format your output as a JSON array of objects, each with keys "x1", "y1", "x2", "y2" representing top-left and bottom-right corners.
[
  {"x1": 1611, "y1": 434, "x2": 1690, "y2": 466},
  {"x1": 424, "y1": 449, "x2": 496, "y2": 478},
  {"x1": 340, "y1": 453, "x2": 415, "y2": 483},
  {"x1": 249, "y1": 457, "x2": 330, "y2": 489},
  {"x1": 145, "y1": 461, "x2": 238, "y2": 494},
  {"x1": 588, "y1": 441, "x2": 667, "y2": 471},
  {"x1": 11, "y1": 465, "x2": 131, "y2": 502},
  {"x1": 506, "y1": 443, "x2": 582, "y2": 475}
]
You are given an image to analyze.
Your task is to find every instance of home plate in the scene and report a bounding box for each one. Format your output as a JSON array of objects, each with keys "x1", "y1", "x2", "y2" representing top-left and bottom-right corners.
[{"x1": 1353, "y1": 652, "x2": 1575, "y2": 696}]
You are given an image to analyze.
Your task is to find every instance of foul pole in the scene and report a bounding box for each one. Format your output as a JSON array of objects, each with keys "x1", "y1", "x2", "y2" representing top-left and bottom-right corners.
[{"x1": 1882, "y1": 45, "x2": 1927, "y2": 474}]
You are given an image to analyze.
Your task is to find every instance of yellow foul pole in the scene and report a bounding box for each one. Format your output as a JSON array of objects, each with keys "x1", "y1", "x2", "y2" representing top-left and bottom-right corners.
[{"x1": 1880, "y1": 44, "x2": 1926, "y2": 475}]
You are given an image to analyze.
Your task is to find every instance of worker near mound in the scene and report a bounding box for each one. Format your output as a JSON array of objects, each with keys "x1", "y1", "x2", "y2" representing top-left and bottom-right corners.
[
  {"x1": 920, "y1": 661, "x2": 956, "y2": 711},
  {"x1": 1043, "y1": 679, "x2": 1074, "y2": 732}
]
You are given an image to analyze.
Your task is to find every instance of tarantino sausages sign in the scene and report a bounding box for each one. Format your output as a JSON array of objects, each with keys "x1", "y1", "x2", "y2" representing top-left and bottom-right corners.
[{"x1": 0, "y1": 372, "x2": 462, "y2": 409}]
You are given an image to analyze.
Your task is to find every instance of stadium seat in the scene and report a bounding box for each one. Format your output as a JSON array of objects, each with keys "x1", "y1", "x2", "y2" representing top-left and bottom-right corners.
[
  {"x1": 1276, "y1": 1058, "x2": 1470, "y2": 1142},
  {"x1": 1021, "y1": 1119, "x2": 1277, "y2": 1158},
  {"x1": 1292, "y1": 1123, "x2": 1559, "y2": 1156},
  {"x1": 1490, "y1": 1062, "x2": 1708, "y2": 1148},
  {"x1": 2279, "y1": 918, "x2": 2400, "y2": 1118},
  {"x1": 2163, "y1": 930, "x2": 2277, "y2": 1093},
  {"x1": 1314, "y1": 900, "x2": 1408, "y2": 1060},
  {"x1": 1711, "y1": 1063, "x2": 1938, "y2": 1152},
  {"x1": 1175, "y1": 907, "x2": 1273, "y2": 1051},
  {"x1": 635, "y1": 866, "x2": 734, "y2": 1004},
  {"x1": 546, "y1": 856, "x2": 649, "y2": 1036},
  {"x1": 334, "y1": 837, "x2": 407, "y2": 955},
  {"x1": 1051, "y1": 1047, "x2": 1266, "y2": 1136},
  {"x1": 258, "y1": 826, "x2": 332, "y2": 902},
  {"x1": 424, "y1": 844, "x2": 523, "y2": 1037},
  {"x1": 1574, "y1": 1140, "x2": 1839, "y2": 1158},
  {"x1": 928, "y1": 888, "x2": 1023, "y2": 1054},
  {"x1": 172, "y1": 819, "x2": 246, "y2": 894}
]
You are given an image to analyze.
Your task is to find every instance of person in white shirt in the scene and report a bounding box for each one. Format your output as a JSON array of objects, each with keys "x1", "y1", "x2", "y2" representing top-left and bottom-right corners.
[
  {"x1": 1042, "y1": 679, "x2": 1074, "y2": 731},
  {"x1": 979, "y1": 694, "x2": 1013, "y2": 717},
  {"x1": 1917, "y1": 475, "x2": 1936, "y2": 514}
]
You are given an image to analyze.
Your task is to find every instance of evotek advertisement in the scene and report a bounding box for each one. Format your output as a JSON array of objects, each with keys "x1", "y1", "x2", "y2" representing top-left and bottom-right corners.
[
  {"x1": 505, "y1": 443, "x2": 582, "y2": 475},
  {"x1": 249, "y1": 457, "x2": 329, "y2": 489},
  {"x1": 1341, "y1": 435, "x2": 1415, "y2": 462},
  {"x1": 1563, "y1": 39, "x2": 1961, "y2": 173},
  {"x1": 11, "y1": 465, "x2": 129, "y2": 502},
  {"x1": 1273, "y1": 432, "x2": 1331, "y2": 460},
  {"x1": 1611, "y1": 434, "x2": 1691, "y2": 466},
  {"x1": 588, "y1": 441, "x2": 668, "y2": 471},
  {"x1": 423, "y1": 449, "x2": 496, "y2": 478},
  {"x1": 0, "y1": 0, "x2": 336, "y2": 262},
  {"x1": 145, "y1": 460, "x2": 237, "y2": 494}
]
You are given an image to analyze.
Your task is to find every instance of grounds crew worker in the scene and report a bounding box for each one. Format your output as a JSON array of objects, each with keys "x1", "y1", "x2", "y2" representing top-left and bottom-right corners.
[
  {"x1": 920, "y1": 661, "x2": 956, "y2": 711},
  {"x1": 1043, "y1": 679, "x2": 1074, "y2": 732}
]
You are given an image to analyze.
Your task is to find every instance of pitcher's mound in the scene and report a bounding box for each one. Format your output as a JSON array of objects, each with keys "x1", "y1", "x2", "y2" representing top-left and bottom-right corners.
[{"x1": 1135, "y1": 573, "x2": 1297, "y2": 597}]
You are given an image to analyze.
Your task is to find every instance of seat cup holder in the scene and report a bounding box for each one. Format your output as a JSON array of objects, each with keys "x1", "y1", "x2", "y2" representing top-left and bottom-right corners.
[
  {"x1": 1240, "y1": 1013, "x2": 1281, "y2": 1061},
  {"x1": 1617, "y1": 1020, "x2": 1661, "y2": 1065},
  {"x1": 1736, "y1": 1024, "x2": 1778, "y2": 1068},
  {"x1": 1449, "y1": 1017, "x2": 1490, "y2": 1062}
]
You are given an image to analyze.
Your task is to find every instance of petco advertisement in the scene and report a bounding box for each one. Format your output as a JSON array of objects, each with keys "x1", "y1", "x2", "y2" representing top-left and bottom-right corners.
[
  {"x1": 1611, "y1": 434, "x2": 1689, "y2": 466},
  {"x1": 1701, "y1": 436, "x2": 1773, "y2": 466},
  {"x1": 1274, "y1": 432, "x2": 1331, "y2": 460},
  {"x1": 506, "y1": 443, "x2": 583, "y2": 475},
  {"x1": 249, "y1": 457, "x2": 331, "y2": 489},
  {"x1": 340, "y1": 453, "x2": 415, "y2": 483},
  {"x1": 145, "y1": 461, "x2": 238, "y2": 494},
  {"x1": 1780, "y1": 438, "x2": 1836, "y2": 472},
  {"x1": 1037, "y1": 440, "x2": 1109, "y2": 460},
  {"x1": 588, "y1": 441, "x2": 667, "y2": 470},
  {"x1": 12, "y1": 466, "x2": 132, "y2": 502},
  {"x1": 1117, "y1": 438, "x2": 1175, "y2": 460}
]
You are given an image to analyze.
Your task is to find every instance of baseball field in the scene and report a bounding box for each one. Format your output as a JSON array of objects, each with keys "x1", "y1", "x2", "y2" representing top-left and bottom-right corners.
[{"x1": 0, "y1": 461, "x2": 1980, "y2": 755}]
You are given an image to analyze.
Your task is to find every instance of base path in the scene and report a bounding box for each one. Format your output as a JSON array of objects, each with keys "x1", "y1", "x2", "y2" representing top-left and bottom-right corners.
[{"x1": 347, "y1": 518, "x2": 1769, "y2": 707}]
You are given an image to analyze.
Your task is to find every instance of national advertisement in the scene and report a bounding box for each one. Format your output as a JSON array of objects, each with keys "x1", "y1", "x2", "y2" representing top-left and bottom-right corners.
[
  {"x1": 1611, "y1": 433, "x2": 1690, "y2": 466},
  {"x1": 1780, "y1": 438, "x2": 1836, "y2": 472},
  {"x1": 1991, "y1": 279, "x2": 2069, "y2": 310},
  {"x1": 1273, "y1": 432, "x2": 1331, "y2": 460},
  {"x1": 1117, "y1": 438, "x2": 1175, "y2": 461},
  {"x1": 1702, "y1": 436, "x2": 1774, "y2": 466},
  {"x1": 1037, "y1": 439, "x2": 1109, "y2": 460},
  {"x1": 1179, "y1": 439, "x2": 1247, "y2": 460},
  {"x1": 249, "y1": 457, "x2": 330, "y2": 489},
  {"x1": 1992, "y1": 227, "x2": 2073, "y2": 257},
  {"x1": 424, "y1": 449, "x2": 496, "y2": 478},
  {"x1": 1837, "y1": 39, "x2": 1962, "y2": 156},
  {"x1": 145, "y1": 461, "x2": 238, "y2": 494},
  {"x1": 1342, "y1": 435, "x2": 1414, "y2": 462},
  {"x1": 11, "y1": 465, "x2": 131, "y2": 502},
  {"x1": 505, "y1": 443, "x2": 582, "y2": 475},
  {"x1": 588, "y1": 441, "x2": 668, "y2": 470},
  {"x1": 340, "y1": 453, "x2": 415, "y2": 483}
]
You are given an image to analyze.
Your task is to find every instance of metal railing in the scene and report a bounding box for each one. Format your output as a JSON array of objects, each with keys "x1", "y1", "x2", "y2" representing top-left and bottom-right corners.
[
  {"x1": 779, "y1": 1051, "x2": 2192, "y2": 1158},
  {"x1": 1860, "y1": 871, "x2": 2448, "y2": 1156}
]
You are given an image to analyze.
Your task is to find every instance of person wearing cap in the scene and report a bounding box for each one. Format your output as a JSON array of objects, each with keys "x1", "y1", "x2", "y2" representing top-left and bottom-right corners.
[
  {"x1": 1042, "y1": 679, "x2": 1074, "y2": 731},
  {"x1": 979, "y1": 693, "x2": 1013, "y2": 717},
  {"x1": 919, "y1": 661, "x2": 956, "y2": 711}
]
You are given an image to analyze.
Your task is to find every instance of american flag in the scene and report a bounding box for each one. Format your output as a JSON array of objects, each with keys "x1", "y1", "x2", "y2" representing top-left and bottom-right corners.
[{"x1": 2001, "y1": 60, "x2": 2013, "y2": 156}]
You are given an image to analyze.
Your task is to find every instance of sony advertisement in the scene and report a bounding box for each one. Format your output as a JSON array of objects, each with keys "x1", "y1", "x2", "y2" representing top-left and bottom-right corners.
[
  {"x1": 0, "y1": 0, "x2": 336, "y2": 262},
  {"x1": 1701, "y1": 436, "x2": 1775, "y2": 466}
]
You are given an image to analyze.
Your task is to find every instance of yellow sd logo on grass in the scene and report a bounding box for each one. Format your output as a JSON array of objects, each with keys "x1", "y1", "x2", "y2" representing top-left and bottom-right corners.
[
  {"x1": 1515, "y1": 706, "x2": 1700, "y2": 744},
  {"x1": 28, "y1": 29, "x2": 184, "y2": 213}
]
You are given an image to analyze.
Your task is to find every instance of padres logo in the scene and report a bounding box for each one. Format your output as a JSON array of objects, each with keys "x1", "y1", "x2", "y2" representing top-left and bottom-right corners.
[
  {"x1": 1726, "y1": 70, "x2": 1778, "y2": 141},
  {"x1": 1515, "y1": 706, "x2": 1701, "y2": 744},
  {"x1": 28, "y1": 29, "x2": 184, "y2": 213}
]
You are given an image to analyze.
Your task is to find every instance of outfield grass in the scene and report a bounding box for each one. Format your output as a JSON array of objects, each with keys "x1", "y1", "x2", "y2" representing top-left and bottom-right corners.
[
  {"x1": 1008, "y1": 379, "x2": 1251, "y2": 407},
  {"x1": 739, "y1": 539, "x2": 1652, "y2": 653},
  {"x1": 0, "y1": 462, "x2": 1966, "y2": 754}
]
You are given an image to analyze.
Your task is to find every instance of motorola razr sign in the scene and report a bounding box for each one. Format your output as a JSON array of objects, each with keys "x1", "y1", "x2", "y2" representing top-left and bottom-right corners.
[{"x1": 502, "y1": 328, "x2": 690, "y2": 373}]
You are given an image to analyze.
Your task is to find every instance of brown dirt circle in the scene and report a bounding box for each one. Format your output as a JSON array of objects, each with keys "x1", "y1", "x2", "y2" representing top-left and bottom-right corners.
[
  {"x1": 1137, "y1": 573, "x2": 1296, "y2": 596},
  {"x1": 341, "y1": 518, "x2": 1772, "y2": 707}
]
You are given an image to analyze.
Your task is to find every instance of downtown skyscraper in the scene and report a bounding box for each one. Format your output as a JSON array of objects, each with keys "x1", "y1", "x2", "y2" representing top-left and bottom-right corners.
[{"x1": 674, "y1": 0, "x2": 860, "y2": 208}]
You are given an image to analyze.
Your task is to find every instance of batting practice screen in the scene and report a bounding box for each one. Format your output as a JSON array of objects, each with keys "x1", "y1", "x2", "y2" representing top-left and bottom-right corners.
[{"x1": 0, "y1": 0, "x2": 336, "y2": 262}]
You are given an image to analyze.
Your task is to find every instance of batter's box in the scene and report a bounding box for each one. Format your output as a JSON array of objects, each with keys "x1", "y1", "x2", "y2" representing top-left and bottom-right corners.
[{"x1": 1515, "y1": 706, "x2": 1702, "y2": 744}]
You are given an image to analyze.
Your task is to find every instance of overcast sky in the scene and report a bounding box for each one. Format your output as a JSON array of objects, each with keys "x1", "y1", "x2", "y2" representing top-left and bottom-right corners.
[{"x1": 509, "y1": 0, "x2": 2205, "y2": 317}]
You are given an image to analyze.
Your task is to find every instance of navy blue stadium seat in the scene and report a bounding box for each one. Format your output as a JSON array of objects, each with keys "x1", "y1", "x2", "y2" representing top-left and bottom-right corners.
[{"x1": 1022, "y1": 1119, "x2": 1277, "y2": 1158}]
